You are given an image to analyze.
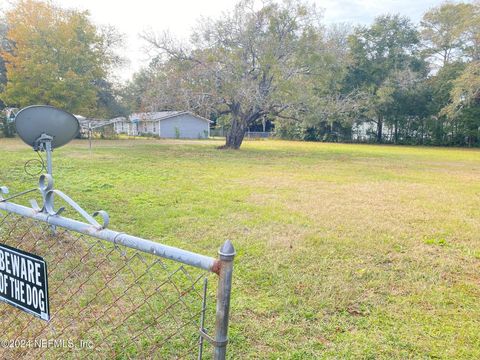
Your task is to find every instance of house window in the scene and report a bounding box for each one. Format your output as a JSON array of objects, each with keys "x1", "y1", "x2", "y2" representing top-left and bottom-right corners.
[{"x1": 153, "y1": 124, "x2": 156, "y2": 133}]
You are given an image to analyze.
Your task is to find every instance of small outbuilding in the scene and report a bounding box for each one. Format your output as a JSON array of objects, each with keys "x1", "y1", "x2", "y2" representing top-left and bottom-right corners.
[{"x1": 113, "y1": 111, "x2": 211, "y2": 139}]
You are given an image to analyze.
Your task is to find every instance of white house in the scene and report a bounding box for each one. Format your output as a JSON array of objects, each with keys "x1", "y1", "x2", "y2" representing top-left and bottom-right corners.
[
  {"x1": 113, "y1": 111, "x2": 211, "y2": 139},
  {"x1": 352, "y1": 121, "x2": 393, "y2": 142}
]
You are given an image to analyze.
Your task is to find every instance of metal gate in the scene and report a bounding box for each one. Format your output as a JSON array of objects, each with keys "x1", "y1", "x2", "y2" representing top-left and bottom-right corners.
[{"x1": 0, "y1": 174, "x2": 235, "y2": 359}]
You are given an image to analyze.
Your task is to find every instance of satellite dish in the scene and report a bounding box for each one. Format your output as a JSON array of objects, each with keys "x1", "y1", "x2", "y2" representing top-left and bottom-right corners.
[{"x1": 15, "y1": 105, "x2": 80, "y2": 150}]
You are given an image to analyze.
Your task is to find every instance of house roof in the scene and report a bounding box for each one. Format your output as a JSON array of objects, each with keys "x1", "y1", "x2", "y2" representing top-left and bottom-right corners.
[
  {"x1": 75, "y1": 111, "x2": 212, "y2": 130},
  {"x1": 128, "y1": 111, "x2": 212, "y2": 123}
]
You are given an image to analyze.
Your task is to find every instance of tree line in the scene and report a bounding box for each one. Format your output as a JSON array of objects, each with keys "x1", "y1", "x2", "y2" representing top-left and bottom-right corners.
[{"x1": 1, "y1": 0, "x2": 479, "y2": 149}]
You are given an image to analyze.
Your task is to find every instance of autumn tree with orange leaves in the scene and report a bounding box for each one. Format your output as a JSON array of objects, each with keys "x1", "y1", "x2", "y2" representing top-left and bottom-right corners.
[{"x1": 0, "y1": 0, "x2": 123, "y2": 117}]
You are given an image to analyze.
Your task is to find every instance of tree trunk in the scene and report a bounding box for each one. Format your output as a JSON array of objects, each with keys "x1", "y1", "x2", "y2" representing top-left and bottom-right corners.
[
  {"x1": 223, "y1": 114, "x2": 246, "y2": 149},
  {"x1": 376, "y1": 118, "x2": 383, "y2": 143}
]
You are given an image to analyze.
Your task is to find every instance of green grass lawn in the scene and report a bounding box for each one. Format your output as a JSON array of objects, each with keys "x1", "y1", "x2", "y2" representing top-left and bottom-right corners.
[{"x1": 0, "y1": 138, "x2": 479, "y2": 359}]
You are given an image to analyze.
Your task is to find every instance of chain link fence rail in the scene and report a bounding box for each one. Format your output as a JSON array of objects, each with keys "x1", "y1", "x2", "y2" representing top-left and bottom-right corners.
[{"x1": 0, "y1": 175, "x2": 235, "y2": 359}]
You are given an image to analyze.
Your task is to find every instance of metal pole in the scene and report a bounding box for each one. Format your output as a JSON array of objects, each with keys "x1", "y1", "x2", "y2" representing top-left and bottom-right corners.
[
  {"x1": 0, "y1": 200, "x2": 218, "y2": 272},
  {"x1": 198, "y1": 278, "x2": 208, "y2": 360},
  {"x1": 44, "y1": 141, "x2": 56, "y2": 233},
  {"x1": 88, "y1": 123, "x2": 92, "y2": 151},
  {"x1": 45, "y1": 141, "x2": 53, "y2": 176},
  {"x1": 214, "y1": 240, "x2": 235, "y2": 360}
]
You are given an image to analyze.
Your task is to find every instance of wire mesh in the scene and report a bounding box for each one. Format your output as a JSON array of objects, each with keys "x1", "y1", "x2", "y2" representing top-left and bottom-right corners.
[{"x1": 0, "y1": 211, "x2": 216, "y2": 359}]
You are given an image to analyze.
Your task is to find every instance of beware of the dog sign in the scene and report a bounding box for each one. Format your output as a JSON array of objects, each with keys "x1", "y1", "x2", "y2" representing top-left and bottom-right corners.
[{"x1": 0, "y1": 243, "x2": 49, "y2": 321}]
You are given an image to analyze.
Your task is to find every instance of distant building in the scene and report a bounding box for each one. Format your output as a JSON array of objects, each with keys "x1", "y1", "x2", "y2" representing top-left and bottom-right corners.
[
  {"x1": 113, "y1": 111, "x2": 211, "y2": 139},
  {"x1": 4, "y1": 108, "x2": 19, "y2": 122},
  {"x1": 75, "y1": 116, "x2": 123, "y2": 139},
  {"x1": 352, "y1": 121, "x2": 393, "y2": 142}
]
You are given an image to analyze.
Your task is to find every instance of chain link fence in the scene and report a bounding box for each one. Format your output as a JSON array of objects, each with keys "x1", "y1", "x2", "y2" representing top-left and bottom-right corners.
[
  {"x1": 0, "y1": 207, "x2": 231, "y2": 359},
  {"x1": 1, "y1": 107, "x2": 235, "y2": 359}
]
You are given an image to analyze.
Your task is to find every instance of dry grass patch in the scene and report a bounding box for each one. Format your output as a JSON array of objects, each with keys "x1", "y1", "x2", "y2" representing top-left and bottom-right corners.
[{"x1": 0, "y1": 138, "x2": 479, "y2": 359}]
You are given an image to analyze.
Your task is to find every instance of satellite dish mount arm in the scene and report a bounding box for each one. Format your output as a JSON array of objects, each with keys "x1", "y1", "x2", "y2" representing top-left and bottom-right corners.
[{"x1": 33, "y1": 133, "x2": 53, "y2": 175}]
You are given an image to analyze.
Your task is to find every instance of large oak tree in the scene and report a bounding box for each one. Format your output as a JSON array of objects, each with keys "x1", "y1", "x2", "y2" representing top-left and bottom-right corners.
[{"x1": 142, "y1": 0, "x2": 323, "y2": 149}]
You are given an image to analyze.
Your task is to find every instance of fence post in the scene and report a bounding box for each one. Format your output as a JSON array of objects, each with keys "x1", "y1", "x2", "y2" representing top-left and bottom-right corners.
[{"x1": 214, "y1": 240, "x2": 236, "y2": 360}]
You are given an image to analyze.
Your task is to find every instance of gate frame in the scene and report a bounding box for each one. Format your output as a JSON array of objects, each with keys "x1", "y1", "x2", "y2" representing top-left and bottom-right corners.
[{"x1": 0, "y1": 174, "x2": 235, "y2": 359}]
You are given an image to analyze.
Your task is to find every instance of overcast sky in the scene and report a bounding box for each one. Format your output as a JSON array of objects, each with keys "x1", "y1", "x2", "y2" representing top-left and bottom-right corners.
[{"x1": 3, "y1": 0, "x2": 448, "y2": 81}]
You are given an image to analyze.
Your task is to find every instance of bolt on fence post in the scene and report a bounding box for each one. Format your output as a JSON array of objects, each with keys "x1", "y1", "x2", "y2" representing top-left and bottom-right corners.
[{"x1": 214, "y1": 240, "x2": 236, "y2": 360}]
